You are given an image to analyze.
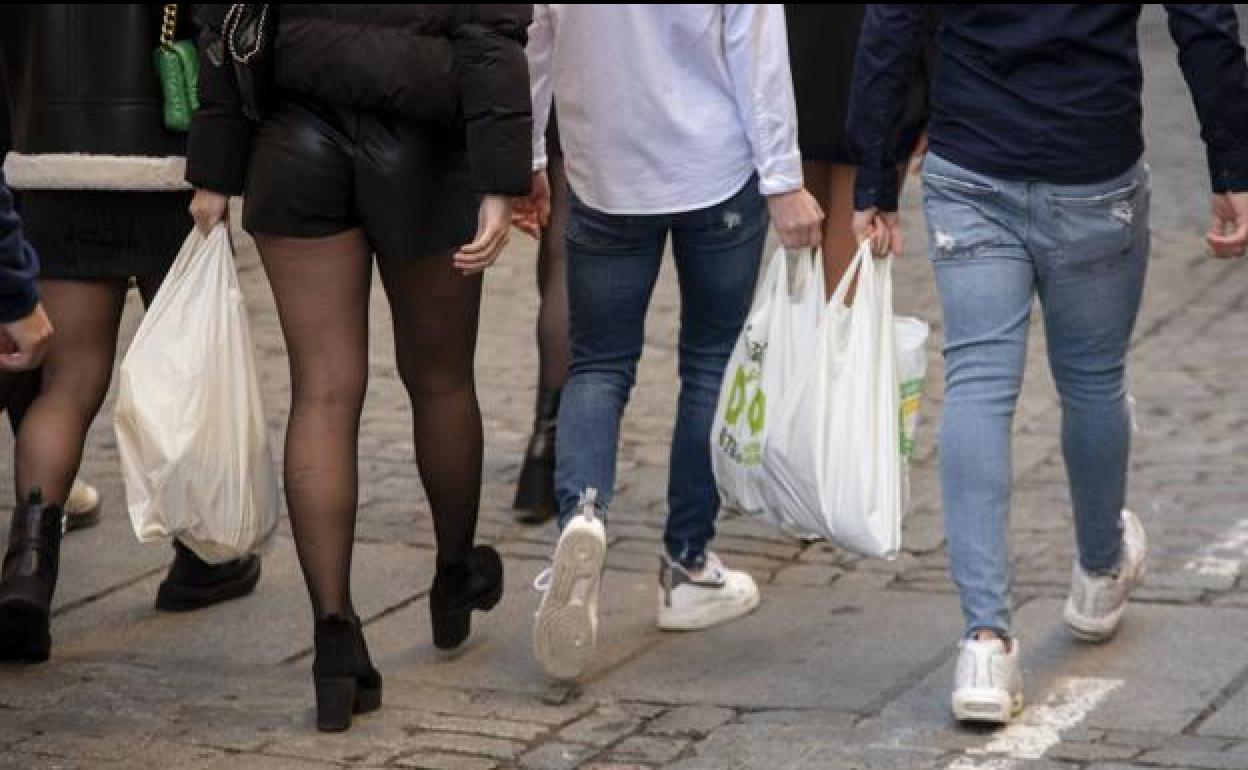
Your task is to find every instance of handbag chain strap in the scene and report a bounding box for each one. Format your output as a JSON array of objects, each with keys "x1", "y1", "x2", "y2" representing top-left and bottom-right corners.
[
  {"x1": 161, "y1": 4, "x2": 178, "y2": 47},
  {"x1": 224, "y1": 4, "x2": 271, "y2": 64}
]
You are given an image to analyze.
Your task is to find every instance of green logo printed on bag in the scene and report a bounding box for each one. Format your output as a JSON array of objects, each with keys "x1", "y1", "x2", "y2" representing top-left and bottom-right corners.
[
  {"x1": 724, "y1": 365, "x2": 749, "y2": 426},
  {"x1": 747, "y1": 388, "x2": 766, "y2": 436},
  {"x1": 899, "y1": 378, "x2": 925, "y2": 460}
]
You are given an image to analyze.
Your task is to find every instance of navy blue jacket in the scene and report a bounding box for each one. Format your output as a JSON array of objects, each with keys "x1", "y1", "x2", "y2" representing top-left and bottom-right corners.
[
  {"x1": 850, "y1": 4, "x2": 1248, "y2": 211},
  {"x1": 0, "y1": 63, "x2": 39, "y2": 323}
]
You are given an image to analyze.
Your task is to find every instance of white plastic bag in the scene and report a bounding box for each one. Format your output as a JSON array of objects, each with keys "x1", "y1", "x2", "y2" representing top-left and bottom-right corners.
[
  {"x1": 712, "y1": 242, "x2": 929, "y2": 558},
  {"x1": 711, "y1": 248, "x2": 824, "y2": 521},
  {"x1": 114, "y1": 224, "x2": 279, "y2": 563}
]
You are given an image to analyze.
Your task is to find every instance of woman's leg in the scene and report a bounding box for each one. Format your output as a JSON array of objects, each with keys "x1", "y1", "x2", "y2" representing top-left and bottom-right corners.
[
  {"x1": 14, "y1": 279, "x2": 128, "y2": 506},
  {"x1": 257, "y1": 231, "x2": 372, "y2": 620},
  {"x1": 515, "y1": 154, "x2": 571, "y2": 521},
  {"x1": 536, "y1": 153, "x2": 571, "y2": 391},
  {"x1": 377, "y1": 253, "x2": 484, "y2": 571}
]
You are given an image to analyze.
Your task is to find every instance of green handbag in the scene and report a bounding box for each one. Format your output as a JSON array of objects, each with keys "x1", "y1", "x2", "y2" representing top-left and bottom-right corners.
[{"x1": 154, "y1": 4, "x2": 199, "y2": 132}]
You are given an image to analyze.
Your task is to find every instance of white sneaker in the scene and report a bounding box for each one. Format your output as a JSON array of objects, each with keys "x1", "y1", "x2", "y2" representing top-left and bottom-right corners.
[
  {"x1": 63, "y1": 479, "x2": 101, "y2": 533},
  {"x1": 952, "y1": 637, "x2": 1024, "y2": 724},
  {"x1": 657, "y1": 551, "x2": 760, "y2": 631},
  {"x1": 1063, "y1": 509, "x2": 1148, "y2": 642},
  {"x1": 533, "y1": 489, "x2": 607, "y2": 681}
]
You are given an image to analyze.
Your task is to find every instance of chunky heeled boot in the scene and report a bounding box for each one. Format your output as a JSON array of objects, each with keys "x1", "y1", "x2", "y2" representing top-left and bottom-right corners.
[
  {"x1": 513, "y1": 388, "x2": 560, "y2": 524},
  {"x1": 313, "y1": 614, "x2": 383, "y2": 732},
  {"x1": 429, "y1": 545, "x2": 504, "y2": 650},
  {"x1": 155, "y1": 539, "x2": 262, "y2": 612},
  {"x1": 0, "y1": 490, "x2": 65, "y2": 663}
]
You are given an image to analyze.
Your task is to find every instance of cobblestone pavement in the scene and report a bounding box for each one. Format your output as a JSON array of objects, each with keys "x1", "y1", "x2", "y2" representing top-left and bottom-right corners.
[{"x1": 3, "y1": 9, "x2": 1248, "y2": 770}]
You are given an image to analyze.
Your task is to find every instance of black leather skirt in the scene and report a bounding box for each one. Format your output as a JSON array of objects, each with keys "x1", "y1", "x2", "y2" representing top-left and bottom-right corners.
[{"x1": 243, "y1": 96, "x2": 479, "y2": 260}]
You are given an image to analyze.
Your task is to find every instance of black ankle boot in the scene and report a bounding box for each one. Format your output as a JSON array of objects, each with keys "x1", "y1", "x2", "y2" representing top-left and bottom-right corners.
[
  {"x1": 0, "y1": 490, "x2": 64, "y2": 663},
  {"x1": 430, "y1": 545, "x2": 504, "y2": 651},
  {"x1": 513, "y1": 388, "x2": 560, "y2": 524},
  {"x1": 313, "y1": 614, "x2": 383, "y2": 732},
  {"x1": 155, "y1": 540, "x2": 262, "y2": 612}
]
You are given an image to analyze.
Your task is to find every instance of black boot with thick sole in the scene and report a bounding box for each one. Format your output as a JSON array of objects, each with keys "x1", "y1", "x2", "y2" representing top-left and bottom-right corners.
[
  {"x1": 513, "y1": 388, "x2": 561, "y2": 525},
  {"x1": 430, "y1": 545, "x2": 504, "y2": 651},
  {"x1": 0, "y1": 490, "x2": 65, "y2": 663},
  {"x1": 313, "y1": 614, "x2": 383, "y2": 732}
]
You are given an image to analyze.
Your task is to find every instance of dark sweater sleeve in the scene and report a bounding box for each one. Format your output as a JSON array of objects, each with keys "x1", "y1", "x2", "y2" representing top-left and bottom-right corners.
[
  {"x1": 185, "y1": 4, "x2": 254, "y2": 196},
  {"x1": 1165, "y1": 4, "x2": 1248, "y2": 193},
  {"x1": 452, "y1": 5, "x2": 534, "y2": 197},
  {"x1": 0, "y1": 61, "x2": 38, "y2": 324},
  {"x1": 848, "y1": 4, "x2": 929, "y2": 212},
  {"x1": 0, "y1": 172, "x2": 39, "y2": 324}
]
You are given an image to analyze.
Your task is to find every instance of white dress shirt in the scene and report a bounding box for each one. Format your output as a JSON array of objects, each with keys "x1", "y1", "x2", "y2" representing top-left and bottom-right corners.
[{"x1": 528, "y1": 4, "x2": 804, "y2": 216}]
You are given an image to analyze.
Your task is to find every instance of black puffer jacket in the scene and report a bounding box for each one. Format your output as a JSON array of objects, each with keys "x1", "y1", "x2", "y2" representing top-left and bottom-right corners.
[{"x1": 188, "y1": 4, "x2": 532, "y2": 197}]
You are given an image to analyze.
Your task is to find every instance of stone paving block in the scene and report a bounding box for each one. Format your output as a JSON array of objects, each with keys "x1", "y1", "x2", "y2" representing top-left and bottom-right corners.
[
  {"x1": 599, "y1": 590, "x2": 962, "y2": 711},
  {"x1": 773, "y1": 565, "x2": 843, "y2": 587},
  {"x1": 559, "y1": 706, "x2": 643, "y2": 747},
  {"x1": 391, "y1": 753, "x2": 500, "y2": 770},
  {"x1": 394, "y1": 733, "x2": 525, "y2": 763},
  {"x1": 369, "y1": 561, "x2": 659, "y2": 694},
  {"x1": 605, "y1": 735, "x2": 689, "y2": 764},
  {"x1": 52, "y1": 538, "x2": 434, "y2": 667},
  {"x1": 737, "y1": 709, "x2": 858, "y2": 728},
  {"x1": 645, "y1": 706, "x2": 735, "y2": 737},
  {"x1": 518, "y1": 743, "x2": 599, "y2": 770},
  {"x1": 1044, "y1": 742, "x2": 1143, "y2": 763},
  {"x1": 1138, "y1": 747, "x2": 1248, "y2": 769},
  {"x1": 403, "y1": 713, "x2": 549, "y2": 742}
]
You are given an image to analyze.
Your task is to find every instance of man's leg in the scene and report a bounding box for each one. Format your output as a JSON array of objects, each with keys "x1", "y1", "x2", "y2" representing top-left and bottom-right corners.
[
  {"x1": 1034, "y1": 163, "x2": 1151, "y2": 641},
  {"x1": 921, "y1": 154, "x2": 1032, "y2": 723},
  {"x1": 653, "y1": 176, "x2": 768, "y2": 632},
  {"x1": 536, "y1": 194, "x2": 667, "y2": 681}
]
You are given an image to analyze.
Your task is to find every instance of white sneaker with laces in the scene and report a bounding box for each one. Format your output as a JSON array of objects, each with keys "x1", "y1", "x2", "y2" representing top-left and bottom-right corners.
[
  {"x1": 657, "y1": 551, "x2": 760, "y2": 631},
  {"x1": 533, "y1": 488, "x2": 607, "y2": 681},
  {"x1": 952, "y1": 637, "x2": 1024, "y2": 724},
  {"x1": 1063, "y1": 509, "x2": 1148, "y2": 642}
]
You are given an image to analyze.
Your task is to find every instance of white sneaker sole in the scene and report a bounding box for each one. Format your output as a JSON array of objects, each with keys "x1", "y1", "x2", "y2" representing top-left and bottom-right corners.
[
  {"x1": 533, "y1": 525, "x2": 606, "y2": 681},
  {"x1": 657, "y1": 586, "x2": 760, "y2": 631},
  {"x1": 952, "y1": 688, "x2": 1024, "y2": 725}
]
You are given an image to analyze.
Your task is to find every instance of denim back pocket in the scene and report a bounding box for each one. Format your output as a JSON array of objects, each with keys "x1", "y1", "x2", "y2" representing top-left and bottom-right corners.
[
  {"x1": 1047, "y1": 171, "x2": 1148, "y2": 276},
  {"x1": 921, "y1": 168, "x2": 1006, "y2": 262}
]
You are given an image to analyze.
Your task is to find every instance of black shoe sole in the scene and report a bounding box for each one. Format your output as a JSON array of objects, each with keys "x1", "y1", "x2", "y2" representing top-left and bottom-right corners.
[
  {"x1": 64, "y1": 506, "x2": 101, "y2": 533},
  {"x1": 154, "y1": 557, "x2": 262, "y2": 613},
  {"x1": 0, "y1": 599, "x2": 50, "y2": 663}
]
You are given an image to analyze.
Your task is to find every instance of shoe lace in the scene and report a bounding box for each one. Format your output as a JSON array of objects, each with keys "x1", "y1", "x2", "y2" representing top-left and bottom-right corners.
[{"x1": 534, "y1": 567, "x2": 553, "y2": 594}]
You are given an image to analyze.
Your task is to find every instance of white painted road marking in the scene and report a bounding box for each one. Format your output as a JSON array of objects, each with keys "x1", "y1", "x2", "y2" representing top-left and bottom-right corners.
[
  {"x1": 1184, "y1": 518, "x2": 1248, "y2": 580},
  {"x1": 946, "y1": 677, "x2": 1122, "y2": 770}
]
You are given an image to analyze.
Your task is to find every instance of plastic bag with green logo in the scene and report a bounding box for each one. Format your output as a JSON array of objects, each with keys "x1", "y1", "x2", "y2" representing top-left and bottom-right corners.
[{"x1": 711, "y1": 247, "x2": 823, "y2": 521}]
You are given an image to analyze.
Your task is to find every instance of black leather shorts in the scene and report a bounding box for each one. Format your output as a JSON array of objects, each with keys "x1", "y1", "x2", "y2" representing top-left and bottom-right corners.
[{"x1": 243, "y1": 97, "x2": 479, "y2": 260}]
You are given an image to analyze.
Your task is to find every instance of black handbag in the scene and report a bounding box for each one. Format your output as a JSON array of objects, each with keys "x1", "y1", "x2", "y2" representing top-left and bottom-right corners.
[{"x1": 222, "y1": 4, "x2": 275, "y2": 122}]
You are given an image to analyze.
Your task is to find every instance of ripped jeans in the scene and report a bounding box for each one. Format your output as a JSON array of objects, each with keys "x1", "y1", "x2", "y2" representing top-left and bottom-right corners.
[
  {"x1": 921, "y1": 153, "x2": 1151, "y2": 636},
  {"x1": 554, "y1": 175, "x2": 767, "y2": 568}
]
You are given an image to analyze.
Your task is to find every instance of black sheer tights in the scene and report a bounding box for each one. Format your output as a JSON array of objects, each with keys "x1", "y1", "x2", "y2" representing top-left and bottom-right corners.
[{"x1": 257, "y1": 230, "x2": 484, "y2": 620}]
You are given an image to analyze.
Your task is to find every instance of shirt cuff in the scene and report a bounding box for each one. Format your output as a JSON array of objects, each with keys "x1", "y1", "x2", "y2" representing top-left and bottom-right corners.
[
  {"x1": 757, "y1": 150, "x2": 804, "y2": 197},
  {"x1": 853, "y1": 165, "x2": 901, "y2": 212},
  {"x1": 1209, "y1": 143, "x2": 1248, "y2": 193},
  {"x1": 533, "y1": 136, "x2": 549, "y2": 173}
]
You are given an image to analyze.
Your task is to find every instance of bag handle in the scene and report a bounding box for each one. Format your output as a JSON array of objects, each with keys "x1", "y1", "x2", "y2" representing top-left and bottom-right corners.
[
  {"x1": 223, "y1": 4, "x2": 273, "y2": 64},
  {"x1": 161, "y1": 4, "x2": 178, "y2": 47}
]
